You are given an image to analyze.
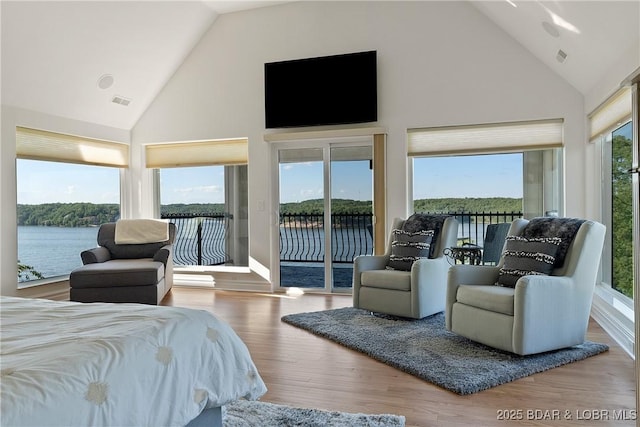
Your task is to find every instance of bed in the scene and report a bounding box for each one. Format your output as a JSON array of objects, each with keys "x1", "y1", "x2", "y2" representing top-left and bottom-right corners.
[{"x1": 0, "y1": 296, "x2": 267, "y2": 427}]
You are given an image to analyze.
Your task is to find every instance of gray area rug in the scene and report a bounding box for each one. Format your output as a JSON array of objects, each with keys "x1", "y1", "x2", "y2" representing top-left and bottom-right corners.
[
  {"x1": 224, "y1": 399, "x2": 405, "y2": 427},
  {"x1": 281, "y1": 307, "x2": 609, "y2": 395}
]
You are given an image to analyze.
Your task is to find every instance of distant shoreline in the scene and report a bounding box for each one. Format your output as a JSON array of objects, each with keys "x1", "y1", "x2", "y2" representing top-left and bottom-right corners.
[{"x1": 18, "y1": 197, "x2": 523, "y2": 227}]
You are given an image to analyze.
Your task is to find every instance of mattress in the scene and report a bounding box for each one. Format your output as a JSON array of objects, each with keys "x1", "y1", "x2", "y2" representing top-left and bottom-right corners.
[{"x1": 0, "y1": 296, "x2": 267, "y2": 426}]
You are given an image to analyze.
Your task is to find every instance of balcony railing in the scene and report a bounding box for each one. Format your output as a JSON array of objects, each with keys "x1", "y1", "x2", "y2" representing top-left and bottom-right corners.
[
  {"x1": 279, "y1": 213, "x2": 374, "y2": 263},
  {"x1": 437, "y1": 211, "x2": 523, "y2": 246},
  {"x1": 162, "y1": 211, "x2": 522, "y2": 267},
  {"x1": 161, "y1": 213, "x2": 230, "y2": 266}
]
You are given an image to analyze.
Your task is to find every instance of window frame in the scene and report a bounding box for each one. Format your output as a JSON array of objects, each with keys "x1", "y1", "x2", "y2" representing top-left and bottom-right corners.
[
  {"x1": 15, "y1": 159, "x2": 123, "y2": 287},
  {"x1": 589, "y1": 84, "x2": 636, "y2": 358},
  {"x1": 597, "y1": 121, "x2": 634, "y2": 315},
  {"x1": 148, "y1": 137, "x2": 250, "y2": 272}
]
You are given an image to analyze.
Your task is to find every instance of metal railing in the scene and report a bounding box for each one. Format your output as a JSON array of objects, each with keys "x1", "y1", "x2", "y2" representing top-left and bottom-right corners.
[
  {"x1": 279, "y1": 213, "x2": 374, "y2": 263},
  {"x1": 162, "y1": 211, "x2": 522, "y2": 266},
  {"x1": 425, "y1": 211, "x2": 523, "y2": 247},
  {"x1": 161, "y1": 213, "x2": 230, "y2": 266}
]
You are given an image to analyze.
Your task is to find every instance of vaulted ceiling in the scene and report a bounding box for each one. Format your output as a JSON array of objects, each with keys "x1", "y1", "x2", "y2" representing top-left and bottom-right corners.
[{"x1": 1, "y1": 1, "x2": 638, "y2": 130}]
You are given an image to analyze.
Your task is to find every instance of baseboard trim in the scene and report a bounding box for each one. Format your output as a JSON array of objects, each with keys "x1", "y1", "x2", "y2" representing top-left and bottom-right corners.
[
  {"x1": 173, "y1": 271, "x2": 272, "y2": 293},
  {"x1": 15, "y1": 280, "x2": 70, "y2": 301},
  {"x1": 591, "y1": 292, "x2": 635, "y2": 359}
]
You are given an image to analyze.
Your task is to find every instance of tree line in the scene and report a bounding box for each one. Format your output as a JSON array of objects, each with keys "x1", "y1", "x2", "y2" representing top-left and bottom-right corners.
[{"x1": 18, "y1": 197, "x2": 522, "y2": 227}]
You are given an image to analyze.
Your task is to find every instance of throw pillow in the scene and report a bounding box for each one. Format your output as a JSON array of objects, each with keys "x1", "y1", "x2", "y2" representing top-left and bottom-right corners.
[
  {"x1": 401, "y1": 213, "x2": 450, "y2": 258},
  {"x1": 496, "y1": 235, "x2": 562, "y2": 288},
  {"x1": 386, "y1": 229, "x2": 435, "y2": 271},
  {"x1": 521, "y1": 217, "x2": 585, "y2": 268}
]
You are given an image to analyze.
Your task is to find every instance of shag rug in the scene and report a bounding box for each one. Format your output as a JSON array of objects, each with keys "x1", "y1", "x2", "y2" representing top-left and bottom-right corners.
[
  {"x1": 281, "y1": 307, "x2": 609, "y2": 395},
  {"x1": 224, "y1": 399, "x2": 405, "y2": 427}
]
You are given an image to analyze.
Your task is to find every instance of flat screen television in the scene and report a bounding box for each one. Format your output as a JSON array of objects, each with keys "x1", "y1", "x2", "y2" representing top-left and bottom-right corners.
[{"x1": 264, "y1": 50, "x2": 377, "y2": 129}]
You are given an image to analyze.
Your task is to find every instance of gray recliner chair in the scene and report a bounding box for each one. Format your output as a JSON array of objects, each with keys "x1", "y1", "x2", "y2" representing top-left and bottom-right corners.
[
  {"x1": 70, "y1": 221, "x2": 176, "y2": 305},
  {"x1": 353, "y1": 215, "x2": 459, "y2": 319},
  {"x1": 446, "y1": 218, "x2": 606, "y2": 355}
]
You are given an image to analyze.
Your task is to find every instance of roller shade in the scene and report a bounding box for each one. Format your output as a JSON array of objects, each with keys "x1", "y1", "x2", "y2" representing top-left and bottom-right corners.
[
  {"x1": 588, "y1": 87, "x2": 632, "y2": 140},
  {"x1": 145, "y1": 138, "x2": 248, "y2": 168},
  {"x1": 278, "y1": 146, "x2": 372, "y2": 164},
  {"x1": 408, "y1": 119, "x2": 564, "y2": 156},
  {"x1": 16, "y1": 126, "x2": 129, "y2": 167}
]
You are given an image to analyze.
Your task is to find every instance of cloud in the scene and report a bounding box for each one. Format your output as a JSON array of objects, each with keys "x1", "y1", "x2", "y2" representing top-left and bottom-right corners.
[{"x1": 174, "y1": 185, "x2": 222, "y2": 194}]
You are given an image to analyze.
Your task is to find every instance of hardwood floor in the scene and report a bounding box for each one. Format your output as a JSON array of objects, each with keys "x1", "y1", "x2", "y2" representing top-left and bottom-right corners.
[{"x1": 162, "y1": 287, "x2": 637, "y2": 427}]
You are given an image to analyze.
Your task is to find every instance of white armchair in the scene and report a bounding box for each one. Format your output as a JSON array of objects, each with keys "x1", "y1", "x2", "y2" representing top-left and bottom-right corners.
[
  {"x1": 445, "y1": 218, "x2": 606, "y2": 355},
  {"x1": 352, "y1": 215, "x2": 459, "y2": 319}
]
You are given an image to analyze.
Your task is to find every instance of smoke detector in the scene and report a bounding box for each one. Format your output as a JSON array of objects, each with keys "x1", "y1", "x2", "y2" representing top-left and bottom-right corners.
[
  {"x1": 97, "y1": 74, "x2": 114, "y2": 90},
  {"x1": 542, "y1": 21, "x2": 560, "y2": 38}
]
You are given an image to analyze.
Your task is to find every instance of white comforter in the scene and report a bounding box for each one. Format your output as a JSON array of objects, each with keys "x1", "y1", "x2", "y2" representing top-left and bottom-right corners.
[{"x1": 0, "y1": 297, "x2": 267, "y2": 427}]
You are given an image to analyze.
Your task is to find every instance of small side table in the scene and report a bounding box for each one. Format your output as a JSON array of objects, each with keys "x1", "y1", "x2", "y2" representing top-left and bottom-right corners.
[{"x1": 444, "y1": 245, "x2": 483, "y2": 265}]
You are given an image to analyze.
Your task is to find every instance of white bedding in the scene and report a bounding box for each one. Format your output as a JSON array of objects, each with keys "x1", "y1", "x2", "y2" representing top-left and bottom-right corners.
[{"x1": 0, "y1": 297, "x2": 267, "y2": 426}]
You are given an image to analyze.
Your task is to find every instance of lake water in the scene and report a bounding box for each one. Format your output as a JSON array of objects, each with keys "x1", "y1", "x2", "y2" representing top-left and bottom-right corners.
[
  {"x1": 18, "y1": 226, "x2": 99, "y2": 281},
  {"x1": 18, "y1": 222, "x2": 491, "y2": 282},
  {"x1": 18, "y1": 225, "x2": 376, "y2": 281}
]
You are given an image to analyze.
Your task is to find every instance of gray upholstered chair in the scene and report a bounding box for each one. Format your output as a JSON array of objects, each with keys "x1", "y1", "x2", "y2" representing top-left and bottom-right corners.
[
  {"x1": 446, "y1": 218, "x2": 606, "y2": 355},
  {"x1": 70, "y1": 221, "x2": 176, "y2": 305},
  {"x1": 481, "y1": 222, "x2": 511, "y2": 265},
  {"x1": 353, "y1": 215, "x2": 459, "y2": 319}
]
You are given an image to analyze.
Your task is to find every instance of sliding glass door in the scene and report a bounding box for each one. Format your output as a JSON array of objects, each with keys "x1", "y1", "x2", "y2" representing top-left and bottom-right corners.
[
  {"x1": 330, "y1": 146, "x2": 373, "y2": 289},
  {"x1": 276, "y1": 142, "x2": 373, "y2": 292}
]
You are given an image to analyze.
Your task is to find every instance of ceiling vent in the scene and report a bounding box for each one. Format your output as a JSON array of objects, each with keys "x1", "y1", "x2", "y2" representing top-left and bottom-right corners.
[
  {"x1": 556, "y1": 49, "x2": 567, "y2": 63},
  {"x1": 112, "y1": 95, "x2": 131, "y2": 106}
]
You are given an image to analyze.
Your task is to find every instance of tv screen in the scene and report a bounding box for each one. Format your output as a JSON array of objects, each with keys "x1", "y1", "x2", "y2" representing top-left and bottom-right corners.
[{"x1": 264, "y1": 51, "x2": 377, "y2": 129}]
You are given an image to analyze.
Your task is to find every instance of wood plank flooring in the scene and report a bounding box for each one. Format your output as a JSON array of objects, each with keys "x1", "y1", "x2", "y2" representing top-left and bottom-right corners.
[{"x1": 162, "y1": 287, "x2": 637, "y2": 427}]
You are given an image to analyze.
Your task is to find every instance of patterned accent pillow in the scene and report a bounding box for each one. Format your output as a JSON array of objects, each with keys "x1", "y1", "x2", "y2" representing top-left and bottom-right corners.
[
  {"x1": 386, "y1": 229, "x2": 435, "y2": 271},
  {"x1": 401, "y1": 213, "x2": 450, "y2": 258},
  {"x1": 521, "y1": 217, "x2": 585, "y2": 268},
  {"x1": 496, "y1": 236, "x2": 562, "y2": 288}
]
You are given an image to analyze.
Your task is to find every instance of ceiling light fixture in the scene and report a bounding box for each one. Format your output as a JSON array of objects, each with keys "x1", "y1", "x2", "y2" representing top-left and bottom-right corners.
[
  {"x1": 540, "y1": 4, "x2": 581, "y2": 34},
  {"x1": 542, "y1": 21, "x2": 560, "y2": 38},
  {"x1": 551, "y1": 12, "x2": 580, "y2": 34},
  {"x1": 97, "y1": 74, "x2": 114, "y2": 90}
]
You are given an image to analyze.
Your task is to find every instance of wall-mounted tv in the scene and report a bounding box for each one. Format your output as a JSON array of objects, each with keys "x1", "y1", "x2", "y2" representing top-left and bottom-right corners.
[{"x1": 264, "y1": 50, "x2": 377, "y2": 129}]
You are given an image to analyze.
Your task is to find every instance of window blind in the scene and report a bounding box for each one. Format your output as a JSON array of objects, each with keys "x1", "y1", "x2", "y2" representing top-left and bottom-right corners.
[
  {"x1": 16, "y1": 126, "x2": 129, "y2": 167},
  {"x1": 407, "y1": 119, "x2": 564, "y2": 157},
  {"x1": 145, "y1": 138, "x2": 248, "y2": 168},
  {"x1": 588, "y1": 87, "x2": 632, "y2": 141}
]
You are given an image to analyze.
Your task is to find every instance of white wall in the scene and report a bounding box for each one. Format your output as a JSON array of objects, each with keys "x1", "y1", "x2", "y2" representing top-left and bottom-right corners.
[
  {"x1": 585, "y1": 42, "x2": 640, "y2": 115},
  {"x1": 132, "y1": 1, "x2": 584, "y2": 284},
  {"x1": 0, "y1": 106, "x2": 129, "y2": 297}
]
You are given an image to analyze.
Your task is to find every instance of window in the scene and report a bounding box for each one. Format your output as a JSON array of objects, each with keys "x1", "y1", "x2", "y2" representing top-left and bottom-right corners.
[
  {"x1": 157, "y1": 165, "x2": 248, "y2": 267},
  {"x1": 409, "y1": 120, "x2": 564, "y2": 247},
  {"x1": 610, "y1": 122, "x2": 634, "y2": 299},
  {"x1": 591, "y1": 87, "x2": 634, "y2": 305},
  {"x1": 590, "y1": 85, "x2": 635, "y2": 357},
  {"x1": 16, "y1": 127, "x2": 125, "y2": 283},
  {"x1": 412, "y1": 151, "x2": 562, "y2": 245},
  {"x1": 601, "y1": 121, "x2": 634, "y2": 302},
  {"x1": 146, "y1": 138, "x2": 249, "y2": 268}
]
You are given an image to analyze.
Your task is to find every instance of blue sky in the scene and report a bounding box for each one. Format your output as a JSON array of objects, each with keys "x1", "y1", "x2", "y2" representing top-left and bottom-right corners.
[
  {"x1": 279, "y1": 153, "x2": 523, "y2": 203},
  {"x1": 17, "y1": 153, "x2": 523, "y2": 205},
  {"x1": 17, "y1": 160, "x2": 120, "y2": 204}
]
